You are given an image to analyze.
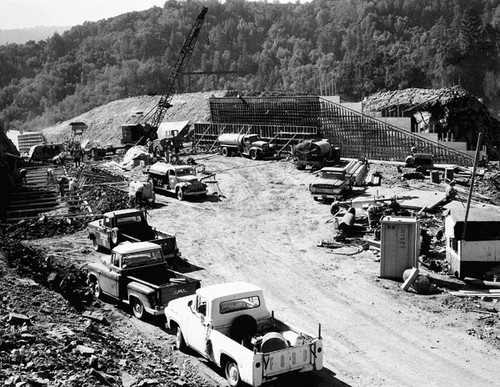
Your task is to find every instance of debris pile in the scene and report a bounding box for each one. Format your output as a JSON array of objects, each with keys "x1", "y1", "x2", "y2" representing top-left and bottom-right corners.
[
  {"x1": 2, "y1": 216, "x2": 87, "y2": 240},
  {"x1": 81, "y1": 183, "x2": 131, "y2": 214},
  {"x1": 0, "y1": 239, "x2": 216, "y2": 387},
  {"x1": 0, "y1": 237, "x2": 92, "y2": 309}
]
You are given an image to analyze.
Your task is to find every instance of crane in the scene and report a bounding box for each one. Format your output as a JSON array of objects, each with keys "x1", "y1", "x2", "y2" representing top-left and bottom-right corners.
[{"x1": 134, "y1": 6, "x2": 208, "y2": 146}]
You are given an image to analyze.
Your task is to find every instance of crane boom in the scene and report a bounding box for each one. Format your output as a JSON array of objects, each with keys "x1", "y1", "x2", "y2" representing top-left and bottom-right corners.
[{"x1": 138, "y1": 6, "x2": 208, "y2": 144}]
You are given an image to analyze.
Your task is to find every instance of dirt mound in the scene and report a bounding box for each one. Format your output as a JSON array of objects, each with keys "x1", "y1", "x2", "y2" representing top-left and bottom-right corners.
[{"x1": 43, "y1": 91, "x2": 226, "y2": 146}]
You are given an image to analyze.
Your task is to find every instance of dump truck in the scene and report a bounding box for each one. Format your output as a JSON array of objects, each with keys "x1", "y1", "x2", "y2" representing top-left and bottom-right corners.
[
  {"x1": 87, "y1": 242, "x2": 200, "y2": 320},
  {"x1": 217, "y1": 133, "x2": 275, "y2": 160},
  {"x1": 87, "y1": 208, "x2": 180, "y2": 261},
  {"x1": 148, "y1": 162, "x2": 207, "y2": 201},
  {"x1": 292, "y1": 139, "x2": 340, "y2": 170},
  {"x1": 165, "y1": 282, "x2": 323, "y2": 387}
]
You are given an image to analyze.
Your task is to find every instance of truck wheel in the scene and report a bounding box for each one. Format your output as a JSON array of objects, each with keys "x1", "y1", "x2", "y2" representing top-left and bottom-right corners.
[
  {"x1": 225, "y1": 360, "x2": 241, "y2": 387},
  {"x1": 176, "y1": 188, "x2": 185, "y2": 201},
  {"x1": 221, "y1": 147, "x2": 230, "y2": 157},
  {"x1": 296, "y1": 164, "x2": 306, "y2": 170},
  {"x1": 175, "y1": 326, "x2": 186, "y2": 351},
  {"x1": 250, "y1": 149, "x2": 258, "y2": 160},
  {"x1": 90, "y1": 279, "x2": 102, "y2": 299},
  {"x1": 91, "y1": 238, "x2": 103, "y2": 252},
  {"x1": 111, "y1": 228, "x2": 119, "y2": 245},
  {"x1": 131, "y1": 298, "x2": 145, "y2": 320}
]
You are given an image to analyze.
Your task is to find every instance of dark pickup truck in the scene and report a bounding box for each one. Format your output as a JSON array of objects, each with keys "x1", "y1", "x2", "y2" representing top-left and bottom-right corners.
[
  {"x1": 87, "y1": 208, "x2": 180, "y2": 262},
  {"x1": 87, "y1": 241, "x2": 200, "y2": 319}
]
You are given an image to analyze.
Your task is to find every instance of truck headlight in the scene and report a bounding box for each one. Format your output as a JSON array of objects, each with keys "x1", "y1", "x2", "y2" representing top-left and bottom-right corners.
[{"x1": 310, "y1": 186, "x2": 317, "y2": 193}]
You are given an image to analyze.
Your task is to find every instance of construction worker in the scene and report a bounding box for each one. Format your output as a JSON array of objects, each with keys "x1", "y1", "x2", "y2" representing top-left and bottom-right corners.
[
  {"x1": 58, "y1": 176, "x2": 69, "y2": 197},
  {"x1": 72, "y1": 146, "x2": 82, "y2": 168},
  {"x1": 445, "y1": 180, "x2": 457, "y2": 201},
  {"x1": 46, "y1": 168, "x2": 54, "y2": 183},
  {"x1": 20, "y1": 169, "x2": 27, "y2": 186}
]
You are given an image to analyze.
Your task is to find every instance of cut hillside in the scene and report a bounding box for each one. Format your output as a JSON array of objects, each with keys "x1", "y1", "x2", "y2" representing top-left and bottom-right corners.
[{"x1": 43, "y1": 91, "x2": 226, "y2": 146}]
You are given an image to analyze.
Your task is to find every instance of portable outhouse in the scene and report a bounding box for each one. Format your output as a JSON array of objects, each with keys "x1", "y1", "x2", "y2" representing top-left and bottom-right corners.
[{"x1": 380, "y1": 216, "x2": 420, "y2": 279}]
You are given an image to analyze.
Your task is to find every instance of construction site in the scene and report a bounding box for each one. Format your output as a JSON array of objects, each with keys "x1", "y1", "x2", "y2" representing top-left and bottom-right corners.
[
  {"x1": 1, "y1": 85, "x2": 500, "y2": 386},
  {"x1": 3, "y1": 5, "x2": 500, "y2": 386}
]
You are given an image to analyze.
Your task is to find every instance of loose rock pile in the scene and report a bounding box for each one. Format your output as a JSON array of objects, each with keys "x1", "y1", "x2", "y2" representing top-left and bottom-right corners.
[{"x1": 0, "y1": 238, "x2": 216, "y2": 387}]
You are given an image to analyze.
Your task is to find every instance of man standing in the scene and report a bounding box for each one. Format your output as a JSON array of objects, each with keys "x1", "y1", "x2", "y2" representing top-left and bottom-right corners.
[
  {"x1": 20, "y1": 169, "x2": 27, "y2": 186},
  {"x1": 58, "y1": 176, "x2": 69, "y2": 197}
]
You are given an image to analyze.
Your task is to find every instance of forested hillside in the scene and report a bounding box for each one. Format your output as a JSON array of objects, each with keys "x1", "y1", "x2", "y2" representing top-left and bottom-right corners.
[{"x1": 1, "y1": 0, "x2": 499, "y2": 133}]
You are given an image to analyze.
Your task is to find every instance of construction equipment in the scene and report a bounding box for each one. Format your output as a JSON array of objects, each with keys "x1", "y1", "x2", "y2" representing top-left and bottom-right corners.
[
  {"x1": 292, "y1": 139, "x2": 340, "y2": 170},
  {"x1": 217, "y1": 133, "x2": 275, "y2": 160},
  {"x1": 124, "y1": 7, "x2": 208, "y2": 147}
]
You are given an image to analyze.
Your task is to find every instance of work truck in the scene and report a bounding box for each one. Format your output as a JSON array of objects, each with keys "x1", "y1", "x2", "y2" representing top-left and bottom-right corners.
[
  {"x1": 148, "y1": 162, "x2": 207, "y2": 201},
  {"x1": 87, "y1": 242, "x2": 200, "y2": 319},
  {"x1": 309, "y1": 166, "x2": 353, "y2": 201},
  {"x1": 87, "y1": 208, "x2": 180, "y2": 261},
  {"x1": 217, "y1": 133, "x2": 275, "y2": 160},
  {"x1": 309, "y1": 160, "x2": 368, "y2": 202},
  {"x1": 165, "y1": 282, "x2": 323, "y2": 386}
]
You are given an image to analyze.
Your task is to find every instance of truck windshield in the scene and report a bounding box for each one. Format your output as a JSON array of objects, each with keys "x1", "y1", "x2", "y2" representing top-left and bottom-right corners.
[
  {"x1": 121, "y1": 250, "x2": 163, "y2": 269},
  {"x1": 219, "y1": 296, "x2": 260, "y2": 314},
  {"x1": 175, "y1": 168, "x2": 195, "y2": 176},
  {"x1": 321, "y1": 171, "x2": 344, "y2": 179}
]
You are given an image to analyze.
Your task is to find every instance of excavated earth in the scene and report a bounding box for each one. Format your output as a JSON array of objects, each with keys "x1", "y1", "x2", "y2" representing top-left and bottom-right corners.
[{"x1": 2, "y1": 92, "x2": 500, "y2": 386}]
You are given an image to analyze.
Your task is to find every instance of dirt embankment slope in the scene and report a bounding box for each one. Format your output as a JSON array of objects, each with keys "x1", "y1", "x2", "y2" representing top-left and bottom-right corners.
[{"x1": 43, "y1": 91, "x2": 225, "y2": 146}]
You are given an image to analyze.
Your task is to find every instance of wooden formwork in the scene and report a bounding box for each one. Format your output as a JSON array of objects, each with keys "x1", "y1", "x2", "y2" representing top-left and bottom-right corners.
[
  {"x1": 209, "y1": 96, "x2": 321, "y2": 128},
  {"x1": 319, "y1": 98, "x2": 475, "y2": 166},
  {"x1": 193, "y1": 122, "x2": 318, "y2": 154},
  {"x1": 199, "y1": 95, "x2": 475, "y2": 166}
]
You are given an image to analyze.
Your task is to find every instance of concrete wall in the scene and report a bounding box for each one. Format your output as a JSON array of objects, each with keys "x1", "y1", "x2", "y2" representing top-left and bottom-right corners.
[
  {"x1": 374, "y1": 117, "x2": 412, "y2": 131},
  {"x1": 341, "y1": 102, "x2": 363, "y2": 112}
]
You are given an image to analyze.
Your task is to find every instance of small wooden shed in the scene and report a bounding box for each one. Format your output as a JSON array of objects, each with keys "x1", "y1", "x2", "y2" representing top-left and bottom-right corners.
[{"x1": 444, "y1": 202, "x2": 500, "y2": 278}]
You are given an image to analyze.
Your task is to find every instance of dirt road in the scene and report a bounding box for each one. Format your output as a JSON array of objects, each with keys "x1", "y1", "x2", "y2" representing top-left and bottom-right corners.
[{"x1": 141, "y1": 154, "x2": 499, "y2": 387}]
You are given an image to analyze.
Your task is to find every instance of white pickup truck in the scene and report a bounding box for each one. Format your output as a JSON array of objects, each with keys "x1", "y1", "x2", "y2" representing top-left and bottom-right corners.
[{"x1": 165, "y1": 282, "x2": 323, "y2": 386}]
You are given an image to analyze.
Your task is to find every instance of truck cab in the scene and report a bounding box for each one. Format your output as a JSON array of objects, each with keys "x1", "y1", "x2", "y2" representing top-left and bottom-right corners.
[
  {"x1": 165, "y1": 282, "x2": 323, "y2": 386},
  {"x1": 148, "y1": 162, "x2": 207, "y2": 201}
]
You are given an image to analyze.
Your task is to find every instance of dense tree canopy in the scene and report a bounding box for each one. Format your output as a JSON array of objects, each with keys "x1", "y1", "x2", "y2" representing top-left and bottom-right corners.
[{"x1": 1, "y1": 0, "x2": 499, "y2": 132}]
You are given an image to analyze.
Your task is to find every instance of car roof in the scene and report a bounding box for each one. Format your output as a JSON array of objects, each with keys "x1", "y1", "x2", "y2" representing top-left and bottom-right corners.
[
  {"x1": 103, "y1": 208, "x2": 143, "y2": 217},
  {"x1": 112, "y1": 241, "x2": 160, "y2": 254},
  {"x1": 197, "y1": 282, "x2": 262, "y2": 301}
]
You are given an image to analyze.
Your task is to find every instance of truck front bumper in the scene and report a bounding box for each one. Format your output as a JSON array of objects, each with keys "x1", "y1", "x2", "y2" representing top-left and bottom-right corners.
[
  {"x1": 311, "y1": 193, "x2": 342, "y2": 200},
  {"x1": 145, "y1": 305, "x2": 165, "y2": 316},
  {"x1": 184, "y1": 190, "x2": 207, "y2": 197}
]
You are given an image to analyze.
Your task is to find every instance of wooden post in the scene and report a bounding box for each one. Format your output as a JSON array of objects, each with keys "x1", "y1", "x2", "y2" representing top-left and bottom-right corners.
[{"x1": 462, "y1": 132, "x2": 483, "y2": 240}]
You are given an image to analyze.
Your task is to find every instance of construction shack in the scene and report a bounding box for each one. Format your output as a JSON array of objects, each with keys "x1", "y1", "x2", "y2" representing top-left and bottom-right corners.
[{"x1": 444, "y1": 202, "x2": 500, "y2": 279}]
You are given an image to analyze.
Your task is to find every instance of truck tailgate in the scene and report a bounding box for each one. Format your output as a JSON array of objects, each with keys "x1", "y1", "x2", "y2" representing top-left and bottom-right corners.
[
  {"x1": 159, "y1": 278, "x2": 200, "y2": 305},
  {"x1": 262, "y1": 341, "x2": 322, "y2": 377}
]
